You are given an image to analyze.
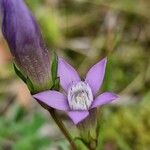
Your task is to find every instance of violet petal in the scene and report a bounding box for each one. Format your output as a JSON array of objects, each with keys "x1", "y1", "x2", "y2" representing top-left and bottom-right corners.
[
  {"x1": 33, "y1": 90, "x2": 69, "y2": 111},
  {"x1": 91, "y1": 92, "x2": 118, "y2": 109},
  {"x1": 85, "y1": 58, "x2": 107, "y2": 96},
  {"x1": 58, "y1": 58, "x2": 81, "y2": 92},
  {"x1": 67, "y1": 111, "x2": 89, "y2": 124}
]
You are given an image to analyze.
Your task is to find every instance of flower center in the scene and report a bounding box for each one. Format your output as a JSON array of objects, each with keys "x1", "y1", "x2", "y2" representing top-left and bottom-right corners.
[{"x1": 68, "y1": 81, "x2": 93, "y2": 110}]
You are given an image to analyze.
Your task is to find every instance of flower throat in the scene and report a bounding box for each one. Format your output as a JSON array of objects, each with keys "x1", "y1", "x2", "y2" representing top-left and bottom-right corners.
[{"x1": 68, "y1": 81, "x2": 93, "y2": 110}]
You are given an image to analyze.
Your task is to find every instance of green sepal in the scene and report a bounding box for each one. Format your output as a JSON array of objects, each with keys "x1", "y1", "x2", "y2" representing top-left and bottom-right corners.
[
  {"x1": 74, "y1": 137, "x2": 88, "y2": 150},
  {"x1": 26, "y1": 77, "x2": 34, "y2": 93},
  {"x1": 13, "y1": 63, "x2": 34, "y2": 93},
  {"x1": 51, "y1": 77, "x2": 60, "y2": 90},
  {"x1": 50, "y1": 51, "x2": 60, "y2": 91},
  {"x1": 13, "y1": 64, "x2": 27, "y2": 83},
  {"x1": 51, "y1": 52, "x2": 58, "y2": 85}
]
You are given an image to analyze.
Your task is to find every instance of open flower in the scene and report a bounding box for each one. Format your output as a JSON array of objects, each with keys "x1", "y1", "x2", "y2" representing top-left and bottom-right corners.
[{"x1": 33, "y1": 57, "x2": 118, "y2": 124}]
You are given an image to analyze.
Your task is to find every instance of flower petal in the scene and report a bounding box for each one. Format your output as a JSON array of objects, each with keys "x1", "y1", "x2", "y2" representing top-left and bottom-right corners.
[
  {"x1": 33, "y1": 91, "x2": 69, "y2": 111},
  {"x1": 58, "y1": 58, "x2": 81, "y2": 92},
  {"x1": 91, "y1": 92, "x2": 118, "y2": 109},
  {"x1": 85, "y1": 58, "x2": 107, "y2": 96},
  {"x1": 67, "y1": 111, "x2": 89, "y2": 124}
]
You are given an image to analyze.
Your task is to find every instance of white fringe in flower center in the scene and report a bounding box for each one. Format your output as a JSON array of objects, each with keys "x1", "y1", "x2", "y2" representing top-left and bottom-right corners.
[{"x1": 68, "y1": 81, "x2": 93, "y2": 110}]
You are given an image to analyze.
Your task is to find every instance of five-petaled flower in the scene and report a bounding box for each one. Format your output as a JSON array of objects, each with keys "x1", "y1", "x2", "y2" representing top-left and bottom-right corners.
[{"x1": 33, "y1": 57, "x2": 118, "y2": 124}]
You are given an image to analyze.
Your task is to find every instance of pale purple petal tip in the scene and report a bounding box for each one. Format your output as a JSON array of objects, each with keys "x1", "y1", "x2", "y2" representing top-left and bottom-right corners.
[
  {"x1": 58, "y1": 58, "x2": 81, "y2": 92},
  {"x1": 85, "y1": 57, "x2": 107, "y2": 96},
  {"x1": 91, "y1": 92, "x2": 118, "y2": 109},
  {"x1": 67, "y1": 111, "x2": 89, "y2": 124},
  {"x1": 33, "y1": 91, "x2": 69, "y2": 111}
]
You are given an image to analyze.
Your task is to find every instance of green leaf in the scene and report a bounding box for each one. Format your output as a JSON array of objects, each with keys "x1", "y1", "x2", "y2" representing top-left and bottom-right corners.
[{"x1": 13, "y1": 64, "x2": 27, "y2": 83}]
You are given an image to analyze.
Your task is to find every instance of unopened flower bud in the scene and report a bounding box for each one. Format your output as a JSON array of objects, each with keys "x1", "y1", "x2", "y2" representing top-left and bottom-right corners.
[
  {"x1": 0, "y1": 1, "x2": 3, "y2": 27},
  {"x1": 2, "y1": 0, "x2": 51, "y2": 91}
]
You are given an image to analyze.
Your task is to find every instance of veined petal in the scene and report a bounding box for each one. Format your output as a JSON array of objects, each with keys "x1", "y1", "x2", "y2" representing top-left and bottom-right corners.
[
  {"x1": 33, "y1": 91, "x2": 69, "y2": 111},
  {"x1": 85, "y1": 58, "x2": 107, "y2": 96},
  {"x1": 91, "y1": 92, "x2": 118, "y2": 109},
  {"x1": 58, "y1": 58, "x2": 81, "y2": 92},
  {"x1": 67, "y1": 111, "x2": 89, "y2": 124}
]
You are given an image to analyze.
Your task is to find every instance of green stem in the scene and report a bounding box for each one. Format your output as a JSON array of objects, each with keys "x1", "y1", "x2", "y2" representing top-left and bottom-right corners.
[
  {"x1": 48, "y1": 108, "x2": 77, "y2": 150},
  {"x1": 37, "y1": 101, "x2": 77, "y2": 150}
]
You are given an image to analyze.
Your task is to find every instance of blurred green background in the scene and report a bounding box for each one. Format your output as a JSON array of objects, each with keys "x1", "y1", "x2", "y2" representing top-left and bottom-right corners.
[{"x1": 0, "y1": 0, "x2": 150, "y2": 149}]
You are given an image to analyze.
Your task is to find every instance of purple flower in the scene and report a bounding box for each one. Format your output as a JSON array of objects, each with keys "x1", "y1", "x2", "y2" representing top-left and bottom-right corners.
[
  {"x1": 33, "y1": 57, "x2": 118, "y2": 124},
  {"x1": 0, "y1": 1, "x2": 3, "y2": 25},
  {"x1": 2, "y1": 0, "x2": 50, "y2": 90}
]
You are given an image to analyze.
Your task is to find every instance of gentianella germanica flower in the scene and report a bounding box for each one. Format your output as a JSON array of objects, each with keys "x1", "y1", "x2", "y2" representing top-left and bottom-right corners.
[
  {"x1": 2, "y1": 0, "x2": 50, "y2": 91},
  {"x1": 33, "y1": 57, "x2": 118, "y2": 124}
]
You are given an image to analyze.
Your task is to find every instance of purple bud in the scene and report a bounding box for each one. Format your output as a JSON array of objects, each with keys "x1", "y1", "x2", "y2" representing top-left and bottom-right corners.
[
  {"x1": 2, "y1": 0, "x2": 51, "y2": 91},
  {"x1": 0, "y1": 0, "x2": 3, "y2": 26}
]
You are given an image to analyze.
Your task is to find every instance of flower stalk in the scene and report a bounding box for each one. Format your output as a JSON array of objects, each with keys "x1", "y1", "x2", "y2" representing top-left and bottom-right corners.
[
  {"x1": 37, "y1": 98, "x2": 77, "y2": 150},
  {"x1": 48, "y1": 108, "x2": 77, "y2": 150}
]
